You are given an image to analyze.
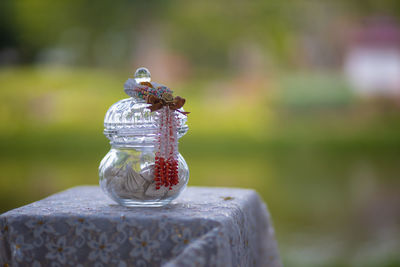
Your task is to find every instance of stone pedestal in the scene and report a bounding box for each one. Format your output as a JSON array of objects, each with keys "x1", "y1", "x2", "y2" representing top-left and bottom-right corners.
[{"x1": 0, "y1": 186, "x2": 281, "y2": 266}]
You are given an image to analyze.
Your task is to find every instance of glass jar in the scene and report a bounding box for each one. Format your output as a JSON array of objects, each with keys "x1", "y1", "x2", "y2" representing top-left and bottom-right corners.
[{"x1": 99, "y1": 68, "x2": 189, "y2": 207}]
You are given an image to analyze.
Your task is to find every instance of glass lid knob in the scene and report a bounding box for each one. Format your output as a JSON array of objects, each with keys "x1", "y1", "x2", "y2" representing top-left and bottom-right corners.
[{"x1": 134, "y1": 67, "x2": 151, "y2": 83}]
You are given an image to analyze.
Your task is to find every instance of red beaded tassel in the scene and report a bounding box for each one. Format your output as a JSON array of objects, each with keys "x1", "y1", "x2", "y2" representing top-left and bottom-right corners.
[{"x1": 154, "y1": 106, "x2": 179, "y2": 190}]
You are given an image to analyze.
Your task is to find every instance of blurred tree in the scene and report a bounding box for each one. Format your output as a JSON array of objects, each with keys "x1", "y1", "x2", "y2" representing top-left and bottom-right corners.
[{"x1": 1, "y1": 0, "x2": 400, "y2": 70}]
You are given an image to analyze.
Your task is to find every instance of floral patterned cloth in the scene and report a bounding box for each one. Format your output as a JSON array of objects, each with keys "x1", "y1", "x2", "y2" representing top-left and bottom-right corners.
[{"x1": 0, "y1": 186, "x2": 281, "y2": 267}]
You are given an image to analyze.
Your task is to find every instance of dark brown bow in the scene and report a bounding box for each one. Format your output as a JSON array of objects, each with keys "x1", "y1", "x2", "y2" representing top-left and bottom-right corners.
[{"x1": 146, "y1": 93, "x2": 190, "y2": 115}]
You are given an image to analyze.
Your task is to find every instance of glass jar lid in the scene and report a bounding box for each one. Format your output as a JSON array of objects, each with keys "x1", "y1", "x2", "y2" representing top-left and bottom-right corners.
[{"x1": 104, "y1": 68, "x2": 188, "y2": 147}]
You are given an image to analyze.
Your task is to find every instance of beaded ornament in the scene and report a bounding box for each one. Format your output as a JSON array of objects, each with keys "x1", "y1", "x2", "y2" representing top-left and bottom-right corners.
[{"x1": 124, "y1": 68, "x2": 189, "y2": 191}]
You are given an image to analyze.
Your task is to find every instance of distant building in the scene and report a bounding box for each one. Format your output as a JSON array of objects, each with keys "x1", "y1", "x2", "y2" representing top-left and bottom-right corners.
[{"x1": 344, "y1": 17, "x2": 400, "y2": 97}]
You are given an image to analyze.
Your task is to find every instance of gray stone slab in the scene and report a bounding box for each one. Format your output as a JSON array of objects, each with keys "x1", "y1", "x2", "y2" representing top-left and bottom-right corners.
[{"x1": 0, "y1": 186, "x2": 281, "y2": 267}]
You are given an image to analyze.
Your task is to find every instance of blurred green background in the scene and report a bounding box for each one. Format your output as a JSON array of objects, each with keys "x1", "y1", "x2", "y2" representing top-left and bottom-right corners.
[{"x1": 1, "y1": 0, "x2": 400, "y2": 266}]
